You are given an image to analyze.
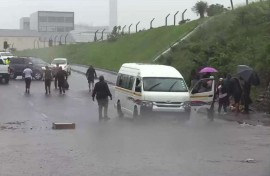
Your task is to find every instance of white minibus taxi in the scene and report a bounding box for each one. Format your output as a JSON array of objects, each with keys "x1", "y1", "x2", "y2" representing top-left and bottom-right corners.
[{"x1": 115, "y1": 63, "x2": 190, "y2": 118}]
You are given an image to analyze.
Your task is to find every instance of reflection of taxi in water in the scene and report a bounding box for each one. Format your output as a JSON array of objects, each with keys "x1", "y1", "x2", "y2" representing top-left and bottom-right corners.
[{"x1": 190, "y1": 77, "x2": 216, "y2": 120}]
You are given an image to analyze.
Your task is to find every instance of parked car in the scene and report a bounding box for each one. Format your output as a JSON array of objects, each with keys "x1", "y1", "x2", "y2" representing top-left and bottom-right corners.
[
  {"x1": 9, "y1": 57, "x2": 50, "y2": 80},
  {"x1": 115, "y1": 63, "x2": 190, "y2": 119},
  {"x1": 51, "y1": 58, "x2": 71, "y2": 75},
  {"x1": 0, "y1": 59, "x2": 10, "y2": 84}
]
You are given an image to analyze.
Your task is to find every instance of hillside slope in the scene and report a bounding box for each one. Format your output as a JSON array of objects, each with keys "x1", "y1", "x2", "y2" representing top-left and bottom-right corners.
[
  {"x1": 16, "y1": 19, "x2": 203, "y2": 71},
  {"x1": 158, "y1": 1, "x2": 270, "y2": 86}
]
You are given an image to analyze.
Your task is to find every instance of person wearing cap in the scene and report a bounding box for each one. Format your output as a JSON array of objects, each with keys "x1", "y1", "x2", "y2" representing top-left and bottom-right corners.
[{"x1": 92, "y1": 75, "x2": 112, "y2": 120}]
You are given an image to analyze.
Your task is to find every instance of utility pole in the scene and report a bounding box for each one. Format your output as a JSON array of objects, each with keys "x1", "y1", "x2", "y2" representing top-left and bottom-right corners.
[
  {"x1": 174, "y1": 11, "x2": 179, "y2": 26},
  {"x1": 94, "y1": 30, "x2": 99, "y2": 42},
  {"x1": 128, "y1": 24, "x2": 133, "y2": 34},
  {"x1": 136, "y1": 21, "x2": 140, "y2": 33},
  {"x1": 101, "y1": 29, "x2": 106, "y2": 40},
  {"x1": 122, "y1": 25, "x2": 126, "y2": 34},
  {"x1": 182, "y1": 9, "x2": 187, "y2": 21},
  {"x1": 246, "y1": 0, "x2": 248, "y2": 5},
  {"x1": 165, "y1": 14, "x2": 170, "y2": 26},
  {"x1": 150, "y1": 18, "x2": 155, "y2": 29}
]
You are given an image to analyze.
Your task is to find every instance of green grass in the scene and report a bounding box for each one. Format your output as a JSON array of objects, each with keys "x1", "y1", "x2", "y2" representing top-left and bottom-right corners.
[
  {"x1": 157, "y1": 1, "x2": 270, "y2": 89},
  {"x1": 16, "y1": 19, "x2": 203, "y2": 72}
]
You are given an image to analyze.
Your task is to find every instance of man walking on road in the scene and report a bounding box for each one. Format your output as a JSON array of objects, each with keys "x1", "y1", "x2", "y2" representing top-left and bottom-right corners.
[
  {"x1": 53, "y1": 63, "x2": 60, "y2": 89},
  {"x1": 92, "y1": 75, "x2": 112, "y2": 121},
  {"x1": 23, "y1": 66, "x2": 33, "y2": 94},
  {"x1": 86, "y1": 65, "x2": 97, "y2": 92},
  {"x1": 44, "y1": 66, "x2": 53, "y2": 94},
  {"x1": 56, "y1": 67, "x2": 68, "y2": 94}
]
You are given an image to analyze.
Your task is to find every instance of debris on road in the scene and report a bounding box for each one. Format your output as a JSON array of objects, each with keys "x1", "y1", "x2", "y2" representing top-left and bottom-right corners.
[
  {"x1": 242, "y1": 158, "x2": 257, "y2": 163},
  {"x1": 52, "y1": 123, "x2": 76, "y2": 130}
]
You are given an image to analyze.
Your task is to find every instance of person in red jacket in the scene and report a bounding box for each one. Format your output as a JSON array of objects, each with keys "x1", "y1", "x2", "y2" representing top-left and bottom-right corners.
[{"x1": 92, "y1": 75, "x2": 112, "y2": 121}]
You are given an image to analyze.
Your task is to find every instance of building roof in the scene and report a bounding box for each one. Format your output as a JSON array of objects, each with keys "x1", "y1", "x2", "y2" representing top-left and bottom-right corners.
[{"x1": 0, "y1": 29, "x2": 40, "y2": 37}]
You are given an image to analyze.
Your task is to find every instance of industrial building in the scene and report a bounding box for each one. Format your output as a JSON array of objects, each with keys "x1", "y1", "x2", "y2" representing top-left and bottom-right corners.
[{"x1": 30, "y1": 11, "x2": 75, "y2": 33}]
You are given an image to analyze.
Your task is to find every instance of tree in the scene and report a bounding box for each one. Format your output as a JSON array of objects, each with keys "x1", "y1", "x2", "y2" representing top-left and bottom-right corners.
[
  {"x1": 192, "y1": 1, "x2": 208, "y2": 18},
  {"x1": 207, "y1": 4, "x2": 227, "y2": 17}
]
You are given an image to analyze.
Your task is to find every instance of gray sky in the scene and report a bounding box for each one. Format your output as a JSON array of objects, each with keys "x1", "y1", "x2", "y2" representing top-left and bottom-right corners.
[{"x1": 0, "y1": 0, "x2": 258, "y2": 30}]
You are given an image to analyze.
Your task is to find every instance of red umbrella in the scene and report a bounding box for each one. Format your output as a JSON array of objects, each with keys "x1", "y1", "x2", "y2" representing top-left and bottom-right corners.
[{"x1": 199, "y1": 67, "x2": 218, "y2": 73}]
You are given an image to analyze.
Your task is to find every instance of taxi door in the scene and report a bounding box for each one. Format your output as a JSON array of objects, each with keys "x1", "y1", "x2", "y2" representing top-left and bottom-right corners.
[{"x1": 190, "y1": 78, "x2": 216, "y2": 118}]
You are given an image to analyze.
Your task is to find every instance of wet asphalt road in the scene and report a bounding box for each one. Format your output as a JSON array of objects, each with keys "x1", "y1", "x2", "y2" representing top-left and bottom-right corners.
[{"x1": 0, "y1": 72, "x2": 270, "y2": 176}]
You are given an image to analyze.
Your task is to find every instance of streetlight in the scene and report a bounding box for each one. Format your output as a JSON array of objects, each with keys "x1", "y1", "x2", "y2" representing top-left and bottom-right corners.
[
  {"x1": 150, "y1": 18, "x2": 155, "y2": 29},
  {"x1": 65, "y1": 33, "x2": 69, "y2": 45},
  {"x1": 165, "y1": 13, "x2": 170, "y2": 26},
  {"x1": 101, "y1": 29, "x2": 106, "y2": 40},
  {"x1": 182, "y1": 9, "x2": 187, "y2": 21},
  {"x1": 136, "y1": 21, "x2": 140, "y2": 33},
  {"x1": 174, "y1": 11, "x2": 179, "y2": 26},
  {"x1": 129, "y1": 24, "x2": 133, "y2": 34}
]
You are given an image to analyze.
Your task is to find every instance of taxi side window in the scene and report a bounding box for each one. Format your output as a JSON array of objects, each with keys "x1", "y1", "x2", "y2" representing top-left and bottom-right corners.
[
  {"x1": 192, "y1": 79, "x2": 213, "y2": 94},
  {"x1": 116, "y1": 74, "x2": 135, "y2": 90}
]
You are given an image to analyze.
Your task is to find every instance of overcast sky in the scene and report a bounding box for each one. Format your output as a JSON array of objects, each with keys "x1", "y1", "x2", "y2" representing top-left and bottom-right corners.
[{"x1": 0, "y1": 0, "x2": 259, "y2": 30}]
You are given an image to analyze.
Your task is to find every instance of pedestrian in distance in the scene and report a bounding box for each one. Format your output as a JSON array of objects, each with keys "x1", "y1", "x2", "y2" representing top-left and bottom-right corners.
[
  {"x1": 86, "y1": 65, "x2": 97, "y2": 92},
  {"x1": 23, "y1": 66, "x2": 33, "y2": 94},
  {"x1": 92, "y1": 75, "x2": 112, "y2": 121},
  {"x1": 56, "y1": 67, "x2": 68, "y2": 94},
  {"x1": 44, "y1": 66, "x2": 53, "y2": 94},
  {"x1": 53, "y1": 63, "x2": 60, "y2": 89}
]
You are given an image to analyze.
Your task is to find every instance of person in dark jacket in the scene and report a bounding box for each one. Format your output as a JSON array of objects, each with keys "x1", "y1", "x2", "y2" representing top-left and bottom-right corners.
[
  {"x1": 92, "y1": 75, "x2": 112, "y2": 120},
  {"x1": 230, "y1": 77, "x2": 243, "y2": 115},
  {"x1": 53, "y1": 63, "x2": 60, "y2": 89},
  {"x1": 86, "y1": 65, "x2": 97, "y2": 92},
  {"x1": 56, "y1": 67, "x2": 68, "y2": 94},
  {"x1": 44, "y1": 66, "x2": 53, "y2": 94}
]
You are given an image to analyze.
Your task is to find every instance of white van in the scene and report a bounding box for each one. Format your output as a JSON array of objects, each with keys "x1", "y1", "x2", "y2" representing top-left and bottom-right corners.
[{"x1": 115, "y1": 63, "x2": 190, "y2": 118}]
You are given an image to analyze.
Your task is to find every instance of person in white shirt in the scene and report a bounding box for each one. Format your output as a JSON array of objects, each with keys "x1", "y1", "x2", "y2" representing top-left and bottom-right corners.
[{"x1": 23, "y1": 66, "x2": 33, "y2": 94}]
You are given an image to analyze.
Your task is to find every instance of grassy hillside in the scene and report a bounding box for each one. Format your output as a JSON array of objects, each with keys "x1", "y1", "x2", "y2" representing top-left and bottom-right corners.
[
  {"x1": 16, "y1": 19, "x2": 203, "y2": 71},
  {"x1": 158, "y1": 1, "x2": 270, "y2": 87}
]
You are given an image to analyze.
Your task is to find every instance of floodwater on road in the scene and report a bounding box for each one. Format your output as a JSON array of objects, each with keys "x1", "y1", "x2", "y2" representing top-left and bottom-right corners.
[{"x1": 0, "y1": 72, "x2": 269, "y2": 176}]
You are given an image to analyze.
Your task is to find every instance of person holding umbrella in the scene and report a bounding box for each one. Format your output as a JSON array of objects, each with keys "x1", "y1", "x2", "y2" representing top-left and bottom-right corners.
[{"x1": 237, "y1": 65, "x2": 260, "y2": 114}]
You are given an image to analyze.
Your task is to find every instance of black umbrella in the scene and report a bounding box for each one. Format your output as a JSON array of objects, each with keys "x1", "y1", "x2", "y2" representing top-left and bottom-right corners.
[{"x1": 237, "y1": 65, "x2": 260, "y2": 86}]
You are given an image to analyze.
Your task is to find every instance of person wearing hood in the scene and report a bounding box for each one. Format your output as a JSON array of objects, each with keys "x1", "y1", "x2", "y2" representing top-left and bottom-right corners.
[{"x1": 92, "y1": 75, "x2": 112, "y2": 121}]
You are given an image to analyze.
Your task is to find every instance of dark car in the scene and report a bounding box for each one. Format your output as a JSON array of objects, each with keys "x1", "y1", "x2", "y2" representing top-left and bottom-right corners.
[{"x1": 9, "y1": 57, "x2": 50, "y2": 80}]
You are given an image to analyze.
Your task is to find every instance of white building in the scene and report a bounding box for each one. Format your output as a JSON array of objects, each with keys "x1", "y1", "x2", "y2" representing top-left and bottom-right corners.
[{"x1": 30, "y1": 11, "x2": 74, "y2": 33}]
